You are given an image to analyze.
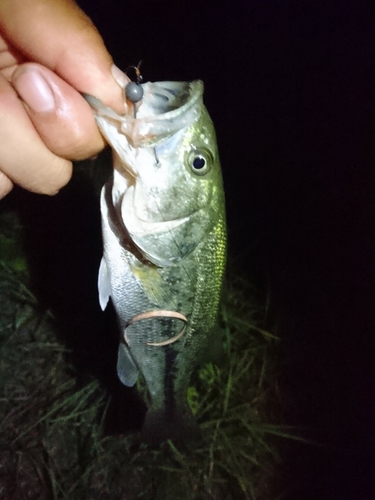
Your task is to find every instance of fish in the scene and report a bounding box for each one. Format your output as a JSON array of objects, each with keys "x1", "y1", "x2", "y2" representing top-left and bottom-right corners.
[{"x1": 85, "y1": 79, "x2": 226, "y2": 444}]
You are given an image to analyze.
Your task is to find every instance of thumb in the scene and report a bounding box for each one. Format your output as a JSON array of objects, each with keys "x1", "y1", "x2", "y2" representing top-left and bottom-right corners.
[{"x1": 0, "y1": 0, "x2": 126, "y2": 113}]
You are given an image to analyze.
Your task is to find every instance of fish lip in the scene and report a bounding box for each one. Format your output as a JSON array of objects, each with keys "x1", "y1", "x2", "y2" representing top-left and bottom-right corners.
[{"x1": 116, "y1": 161, "x2": 137, "y2": 183}]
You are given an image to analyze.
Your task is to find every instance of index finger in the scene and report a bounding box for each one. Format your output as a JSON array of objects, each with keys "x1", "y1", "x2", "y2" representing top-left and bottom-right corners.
[{"x1": 0, "y1": 0, "x2": 125, "y2": 113}]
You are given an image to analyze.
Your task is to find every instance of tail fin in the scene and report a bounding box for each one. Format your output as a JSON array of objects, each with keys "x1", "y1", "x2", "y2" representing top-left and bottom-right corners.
[{"x1": 142, "y1": 403, "x2": 201, "y2": 446}]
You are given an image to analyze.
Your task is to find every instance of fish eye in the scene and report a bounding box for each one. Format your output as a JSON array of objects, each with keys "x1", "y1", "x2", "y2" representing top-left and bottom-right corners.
[{"x1": 188, "y1": 149, "x2": 213, "y2": 176}]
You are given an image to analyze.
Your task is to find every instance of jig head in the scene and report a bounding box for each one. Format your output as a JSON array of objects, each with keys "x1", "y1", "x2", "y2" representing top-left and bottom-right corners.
[{"x1": 125, "y1": 61, "x2": 144, "y2": 118}]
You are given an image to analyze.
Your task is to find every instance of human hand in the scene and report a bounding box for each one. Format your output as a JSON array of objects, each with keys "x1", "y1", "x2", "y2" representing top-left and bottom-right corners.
[{"x1": 0, "y1": 0, "x2": 129, "y2": 199}]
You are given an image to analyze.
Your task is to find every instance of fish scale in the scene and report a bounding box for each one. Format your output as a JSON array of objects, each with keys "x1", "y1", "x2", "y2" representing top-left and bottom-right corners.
[{"x1": 85, "y1": 79, "x2": 226, "y2": 444}]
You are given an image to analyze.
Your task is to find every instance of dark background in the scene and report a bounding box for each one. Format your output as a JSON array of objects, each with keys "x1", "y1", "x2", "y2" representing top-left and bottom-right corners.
[{"x1": 11, "y1": 0, "x2": 375, "y2": 498}]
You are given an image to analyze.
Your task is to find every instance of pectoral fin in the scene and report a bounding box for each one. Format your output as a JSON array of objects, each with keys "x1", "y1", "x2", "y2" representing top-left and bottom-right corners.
[
  {"x1": 98, "y1": 257, "x2": 111, "y2": 311},
  {"x1": 129, "y1": 261, "x2": 172, "y2": 306},
  {"x1": 117, "y1": 343, "x2": 139, "y2": 387}
]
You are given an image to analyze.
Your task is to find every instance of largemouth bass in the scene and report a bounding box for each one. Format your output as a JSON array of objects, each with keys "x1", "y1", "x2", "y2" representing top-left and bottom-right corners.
[{"x1": 85, "y1": 79, "x2": 226, "y2": 444}]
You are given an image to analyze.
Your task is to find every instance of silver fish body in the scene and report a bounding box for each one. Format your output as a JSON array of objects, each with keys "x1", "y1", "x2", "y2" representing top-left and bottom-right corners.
[{"x1": 86, "y1": 80, "x2": 226, "y2": 443}]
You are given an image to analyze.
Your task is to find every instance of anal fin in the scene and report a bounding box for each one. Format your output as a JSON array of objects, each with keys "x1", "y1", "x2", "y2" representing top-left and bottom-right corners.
[{"x1": 98, "y1": 256, "x2": 111, "y2": 311}]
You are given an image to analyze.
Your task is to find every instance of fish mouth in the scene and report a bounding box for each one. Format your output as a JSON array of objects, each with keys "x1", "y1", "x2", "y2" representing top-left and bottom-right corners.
[
  {"x1": 128, "y1": 81, "x2": 203, "y2": 147},
  {"x1": 136, "y1": 81, "x2": 202, "y2": 119},
  {"x1": 85, "y1": 81, "x2": 204, "y2": 148}
]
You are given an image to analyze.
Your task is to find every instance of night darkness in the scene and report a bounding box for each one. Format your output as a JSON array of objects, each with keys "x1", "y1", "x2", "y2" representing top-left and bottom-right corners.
[{"x1": 8, "y1": 0, "x2": 375, "y2": 498}]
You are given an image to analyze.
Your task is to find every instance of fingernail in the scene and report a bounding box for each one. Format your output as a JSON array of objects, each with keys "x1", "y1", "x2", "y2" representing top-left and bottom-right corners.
[
  {"x1": 13, "y1": 69, "x2": 56, "y2": 113},
  {"x1": 111, "y1": 64, "x2": 128, "y2": 88}
]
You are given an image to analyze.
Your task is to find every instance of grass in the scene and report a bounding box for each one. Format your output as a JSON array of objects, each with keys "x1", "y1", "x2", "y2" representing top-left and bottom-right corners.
[{"x1": 0, "y1": 182, "x2": 295, "y2": 499}]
